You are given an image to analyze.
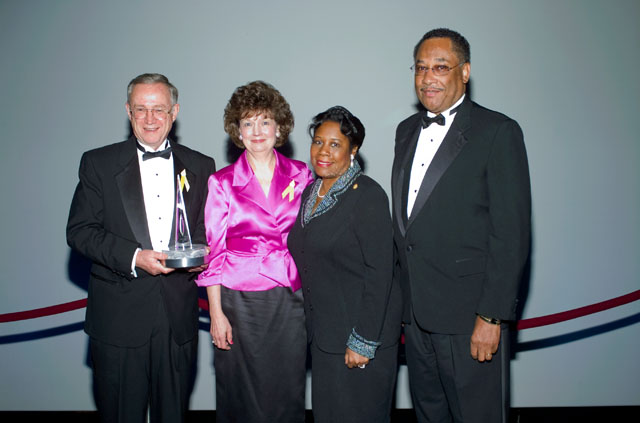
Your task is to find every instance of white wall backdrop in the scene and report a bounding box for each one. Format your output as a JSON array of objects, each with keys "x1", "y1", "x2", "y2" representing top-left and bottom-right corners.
[{"x1": 1, "y1": 0, "x2": 639, "y2": 410}]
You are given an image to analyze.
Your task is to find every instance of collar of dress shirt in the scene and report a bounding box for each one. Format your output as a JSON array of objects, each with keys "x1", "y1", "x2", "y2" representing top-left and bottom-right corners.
[
  {"x1": 136, "y1": 139, "x2": 170, "y2": 155},
  {"x1": 426, "y1": 94, "x2": 465, "y2": 119}
]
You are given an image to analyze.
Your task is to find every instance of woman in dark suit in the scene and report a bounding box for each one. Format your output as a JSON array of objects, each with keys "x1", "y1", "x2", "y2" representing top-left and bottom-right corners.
[{"x1": 288, "y1": 106, "x2": 402, "y2": 422}]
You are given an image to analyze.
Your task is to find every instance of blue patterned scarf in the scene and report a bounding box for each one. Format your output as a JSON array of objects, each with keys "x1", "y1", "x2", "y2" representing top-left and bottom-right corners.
[{"x1": 301, "y1": 160, "x2": 362, "y2": 227}]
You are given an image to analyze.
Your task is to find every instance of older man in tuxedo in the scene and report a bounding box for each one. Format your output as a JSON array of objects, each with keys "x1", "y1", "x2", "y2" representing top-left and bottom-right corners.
[
  {"x1": 67, "y1": 73, "x2": 215, "y2": 423},
  {"x1": 391, "y1": 29, "x2": 531, "y2": 423}
]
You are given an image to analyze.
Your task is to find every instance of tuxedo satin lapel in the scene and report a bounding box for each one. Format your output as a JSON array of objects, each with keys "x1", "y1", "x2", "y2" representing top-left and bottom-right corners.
[
  {"x1": 401, "y1": 161, "x2": 412, "y2": 227},
  {"x1": 393, "y1": 122, "x2": 422, "y2": 236},
  {"x1": 392, "y1": 164, "x2": 406, "y2": 236},
  {"x1": 170, "y1": 149, "x2": 205, "y2": 246},
  {"x1": 116, "y1": 140, "x2": 153, "y2": 250},
  {"x1": 407, "y1": 101, "x2": 472, "y2": 229},
  {"x1": 232, "y1": 151, "x2": 271, "y2": 214},
  {"x1": 168, "y1": 149, "x2": 185, "y2": 247}
]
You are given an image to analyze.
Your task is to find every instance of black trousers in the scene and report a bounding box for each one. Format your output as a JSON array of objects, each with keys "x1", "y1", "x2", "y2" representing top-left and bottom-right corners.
[
  {"x1": 90, "y1": 296, "x2": 197, "y2": 423},
  {"x1": 404, "y1": 316, "x2": 510, "y2": 423}
]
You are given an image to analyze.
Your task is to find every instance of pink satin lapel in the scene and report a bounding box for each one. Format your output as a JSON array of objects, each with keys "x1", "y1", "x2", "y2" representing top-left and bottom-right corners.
[
  {"x1": 232, "y1": 152, "x2": 272, "y2": 214},
  {"x1": 270, "y1": 152, "x2": 308, "y2": 220}
]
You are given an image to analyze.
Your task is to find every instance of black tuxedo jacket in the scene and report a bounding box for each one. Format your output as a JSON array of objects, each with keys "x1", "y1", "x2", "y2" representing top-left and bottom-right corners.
[
  {"x1": 391, "y1": 98, "x2": 531, "y2": 335},
  {"x1": 67, "y1": 137, "x2": 216, "y2": 347},
  {"x1": 288, "y1": 175, "x2": 402, "y2": 353}
]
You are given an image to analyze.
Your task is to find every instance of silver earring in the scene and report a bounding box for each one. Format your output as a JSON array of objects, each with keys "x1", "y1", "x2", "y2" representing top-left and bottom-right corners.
[
  {"x1": 350, "y1": 154, "x2": 354, "y2": 168},
  {"x1": 239, "y1": 135, "x2": 243, "y2": 140}
]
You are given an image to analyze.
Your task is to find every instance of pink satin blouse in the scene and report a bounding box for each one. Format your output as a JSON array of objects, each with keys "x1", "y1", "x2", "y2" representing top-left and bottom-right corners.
[{"x1": 196, "y1": 150, "x2": 313, "y2": 291}]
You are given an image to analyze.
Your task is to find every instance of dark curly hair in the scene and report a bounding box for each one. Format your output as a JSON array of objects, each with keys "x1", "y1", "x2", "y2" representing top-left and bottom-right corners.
[
  {"x1": 223, "y1": 81, "x2": 294, "y2": 149},
  {"x1": 308, "y1": 106, "x2": 365, "y2": 151},
  {"x1": 413, "y1": 28, "x2": 471, "y2": 64}
]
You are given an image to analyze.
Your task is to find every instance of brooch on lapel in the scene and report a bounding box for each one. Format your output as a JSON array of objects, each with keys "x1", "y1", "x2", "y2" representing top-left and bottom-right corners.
[
  {"x1": 180, "y1": 169, "x2": 190, "y2": 192},
  {"x1": 281, "y1": 180, "x2": 295, "y2": 202},
  {"x1": 353, "y1": 184, "x2": 358, "y2": 190}
]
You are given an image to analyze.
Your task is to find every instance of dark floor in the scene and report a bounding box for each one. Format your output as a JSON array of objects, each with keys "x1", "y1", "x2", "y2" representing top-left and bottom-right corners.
[{"x1": 1, "y1": 407, "x2": 638, "y2": 422}]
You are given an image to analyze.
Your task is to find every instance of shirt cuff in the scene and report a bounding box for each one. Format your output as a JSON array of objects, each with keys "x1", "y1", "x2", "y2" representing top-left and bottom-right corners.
[
  {"x1": 131, "y1": 248, "x2": 141, "y2": 278},
  {"x1": 346, "y1": 328, "x2": 381, "y2": 359}
]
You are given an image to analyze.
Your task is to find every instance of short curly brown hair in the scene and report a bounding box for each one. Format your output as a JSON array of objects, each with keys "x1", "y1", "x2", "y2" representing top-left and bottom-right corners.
[{"x1": 223, "y1": 81, "x2": 294, "y2": 149}]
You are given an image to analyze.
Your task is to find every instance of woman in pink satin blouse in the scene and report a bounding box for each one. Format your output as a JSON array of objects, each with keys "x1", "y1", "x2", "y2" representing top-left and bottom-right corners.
[{"x1": 196, "y1": 81, "x2": 313, "y2": 422}]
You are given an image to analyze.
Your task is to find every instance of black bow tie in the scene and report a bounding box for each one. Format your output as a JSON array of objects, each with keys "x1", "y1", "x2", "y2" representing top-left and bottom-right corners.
[
  {"x1": 421, "y1": 103, "x2": 463, "y2": 129},
  {"x1": 421, "y1": 113, "x2": 445, "y2": 129},
  {"x1": 137, "y1": 143, "x2": 172, "y2": 161}
]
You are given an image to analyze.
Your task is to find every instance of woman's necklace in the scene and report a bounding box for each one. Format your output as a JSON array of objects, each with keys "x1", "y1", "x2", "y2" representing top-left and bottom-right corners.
[{"x1": 316, "y1": 180, "x2": 325, "y2": 198}]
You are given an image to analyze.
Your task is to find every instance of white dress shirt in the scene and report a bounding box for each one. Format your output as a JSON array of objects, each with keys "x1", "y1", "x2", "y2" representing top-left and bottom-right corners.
[
  {"x1": 131, "y1": 140, "x2": 175, "y2": 276},
  {"x1": 407, "y1": 95, "x2": 465, "y2": 218}
]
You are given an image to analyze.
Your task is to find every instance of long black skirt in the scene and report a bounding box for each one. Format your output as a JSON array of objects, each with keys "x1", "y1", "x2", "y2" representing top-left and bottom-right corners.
[{"x1": 214, "y1": 286, "x2": 307, "y2": 423}]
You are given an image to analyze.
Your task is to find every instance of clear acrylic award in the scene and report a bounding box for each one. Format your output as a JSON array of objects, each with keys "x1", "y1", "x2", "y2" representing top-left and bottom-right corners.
[{"x1": 163, "y1": 173, "x2": 207, "y2": 268}]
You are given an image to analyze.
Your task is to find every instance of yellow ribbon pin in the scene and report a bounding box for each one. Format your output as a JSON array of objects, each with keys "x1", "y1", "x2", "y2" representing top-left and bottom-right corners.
[
  {"x1": 180, "y1": 169, "x2": 190, "y2": 192},
  {"x1": 281, "y1": 180, "x2": 295, "y2": 202}
]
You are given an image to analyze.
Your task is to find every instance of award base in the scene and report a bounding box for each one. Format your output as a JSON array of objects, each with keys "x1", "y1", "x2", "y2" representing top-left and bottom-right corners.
[{"x1": 163, "y1": 244, "x2": 208, "y2": 268}]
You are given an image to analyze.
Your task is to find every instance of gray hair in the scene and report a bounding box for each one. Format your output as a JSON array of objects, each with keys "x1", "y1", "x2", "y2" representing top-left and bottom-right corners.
[{"x1": 126, "y1": 73, "x2": 178, "y2": 105}]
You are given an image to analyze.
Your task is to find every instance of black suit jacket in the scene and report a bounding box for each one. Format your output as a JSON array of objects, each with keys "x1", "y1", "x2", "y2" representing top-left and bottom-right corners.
[
  {"x1": 67, "y1": 137, "x2": 216, "y2": 347},
  {"x1": 391, "y1": 98, "x2": 531, "y2": 334},
  {"x1": 288, "y1": 175, "x2": 402, "y2": 353}
]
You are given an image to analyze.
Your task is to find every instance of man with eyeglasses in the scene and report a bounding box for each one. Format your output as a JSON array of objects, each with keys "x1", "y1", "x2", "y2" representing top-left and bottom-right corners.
[
  {"x1": 391, "y1": 29, "x2": 531, "y2": 423},
  {"x1": 67, "y1": 73, "x2": 215, "y2": 422}
]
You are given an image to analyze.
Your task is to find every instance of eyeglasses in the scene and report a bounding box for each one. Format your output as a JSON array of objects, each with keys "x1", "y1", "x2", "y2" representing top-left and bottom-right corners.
[
  {"x1": 130, "y1": 106, "x2": 174, "y2": 120},
  {"x1": 410, "y1": 63, "x2": 464, "y2": 76}
]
